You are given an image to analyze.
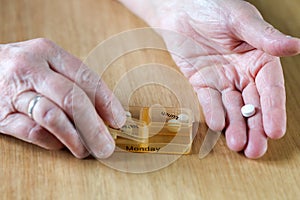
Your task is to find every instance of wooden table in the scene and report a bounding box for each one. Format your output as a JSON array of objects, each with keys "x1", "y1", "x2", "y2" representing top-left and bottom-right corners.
[{"x1": 1, "y1": 0, "x2": 299, "y2": 199}]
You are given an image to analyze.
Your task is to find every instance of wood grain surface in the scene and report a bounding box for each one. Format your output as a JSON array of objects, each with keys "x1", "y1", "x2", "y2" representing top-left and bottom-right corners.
[{"x1": 0, "y1": 0, "x2": 299, "y2": 199}]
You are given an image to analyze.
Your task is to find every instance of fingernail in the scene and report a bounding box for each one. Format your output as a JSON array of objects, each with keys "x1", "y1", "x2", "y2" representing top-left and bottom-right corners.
[
  {"x1": 115, "y1": 109, "x2": 126, "y2": 128},
  {"x1": 99, "y1": 142, "x2": 115, "y2": 159},
  {"x1": 109, "y1": 96, "x2": 126, "y2": 128},
  {"x1": 92, "y1": 128, "x2": 116, "y2": 159}
]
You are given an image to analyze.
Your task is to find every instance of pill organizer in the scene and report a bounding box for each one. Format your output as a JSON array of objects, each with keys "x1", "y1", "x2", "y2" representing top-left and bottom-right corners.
[{"x1": 108, "y1": 106, "x2": 194, "y2": 154}]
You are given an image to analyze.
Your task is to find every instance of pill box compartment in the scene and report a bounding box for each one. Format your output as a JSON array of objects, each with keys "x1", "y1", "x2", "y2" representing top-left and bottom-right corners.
[{"x1": 108, "y1": 106, "x2": 194, "y2": 154}]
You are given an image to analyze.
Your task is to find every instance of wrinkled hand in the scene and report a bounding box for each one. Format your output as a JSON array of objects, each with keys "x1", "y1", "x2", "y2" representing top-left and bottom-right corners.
[
  {"x1": 0, "y1": 38, "x2": 126, "y2": 158},
  {"x1": 121, "y1": 0, "x2": 300, "y2": 158}
]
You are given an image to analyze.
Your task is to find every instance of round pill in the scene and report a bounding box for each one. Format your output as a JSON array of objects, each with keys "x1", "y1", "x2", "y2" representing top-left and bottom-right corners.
[
  {"x1": 241, "y1": 104, "x2": 255, "y2": 117},
  {"x1": 125, "y1": 111, "x2": 132, "y2": 118},
  {"x1": 178, "y1": 113, "x2": 189, "y2": 123},
  {"x1": 167, "y1": 119, "x2": 181, "y2": 133}
]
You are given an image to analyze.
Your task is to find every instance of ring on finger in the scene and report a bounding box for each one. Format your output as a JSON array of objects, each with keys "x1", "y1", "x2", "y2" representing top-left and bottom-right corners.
[{"x1": 28, "y1": 95, "x2": 43, "y2": 118}]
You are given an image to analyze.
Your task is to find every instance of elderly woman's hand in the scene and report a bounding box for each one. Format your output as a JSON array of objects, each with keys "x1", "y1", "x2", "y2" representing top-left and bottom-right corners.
[
  {"x1": 120, "y1": 0, "x2": 300, "y2": 158},
  {"x1": 0, "y1": 38, "x2": 126, "y2": 158}
]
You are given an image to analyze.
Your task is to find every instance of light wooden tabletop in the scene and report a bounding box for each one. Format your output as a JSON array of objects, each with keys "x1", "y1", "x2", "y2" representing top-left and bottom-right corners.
[{"x1": 1, "y1": 0, "x2": 299, "y2": 199}]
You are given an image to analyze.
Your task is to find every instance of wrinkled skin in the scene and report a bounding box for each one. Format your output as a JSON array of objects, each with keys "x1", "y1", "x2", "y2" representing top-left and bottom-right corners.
[
  {"x1": 121, "y1": 0, "x2": 300, "y2": 158},
  {"x1": 0, "y1": 39, "x2": 126, "y2": 159},
  {"x1": 1, "y1": 0, "x2": 300, "y2": 159}
]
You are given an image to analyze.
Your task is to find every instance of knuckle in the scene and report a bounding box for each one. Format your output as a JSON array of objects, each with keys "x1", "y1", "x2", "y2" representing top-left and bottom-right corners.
[
  {"x1": 31, "y1": 38, "x2": 55, "y2": 49},
  {"x1": 78, "y1": 67, "x2": 98, "y2": 89},
  {"x1": 264, "y1": 26, "x2": 277, "y2": 35},
  {"x1": 62, "y1": 88, "x2": 75, "y2": 115},
  {"x1": 40, "y1": 107, "x2": 62, "y2": 127},
  {"x1": 62, "y1": 86, "x2": 88, "y2": 117},
  {"x1": 27, "y1": 124, "x2": 44, "y2": 142},
  {"x1": 3, "y1": 51, "x2": 29, "y2": 74},
  {"x1": 101, "y1": 95, "x2": 112, "y2": 110},
  {"x1": 1, "y1": 49, "x2": 40, "y2": 82}
]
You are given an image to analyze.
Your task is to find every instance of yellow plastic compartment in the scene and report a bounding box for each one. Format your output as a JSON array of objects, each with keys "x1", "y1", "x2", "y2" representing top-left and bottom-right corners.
[{"x1": 108, "y1": 106, "x2": 194, "y2": 154}]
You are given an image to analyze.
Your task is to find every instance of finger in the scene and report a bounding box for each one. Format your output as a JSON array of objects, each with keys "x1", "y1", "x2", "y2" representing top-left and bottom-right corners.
[
  {"x1": 189, "y1": 67, "x2": 226, "y2": 131},
  {"x1": 14, "y1": 91, "x2": 89, "y2": 158},
  {"x1": 255, "y1": 58, "x2": 286, "y2": 139},
  {"x1": 93, "y1": 78, "x2": 126, "y2": 128},
  {"x1": 196, "y1": 88, "x2": 225, "y2": 131},
  {"x1": 0, "y1": 113, "x2": 64, "y2": 150},
  {"x1": 233, "y1": 11, "x2": 300, "y2": 56},
  {"x1": 32, "y1": 71, "x2": 115, "y2": 159},
  {"x1": 31, "y1": 38, "x2": 126, "y2": 128},
  {"x1": 242, "y1": 83, "x2": 268, "y2": 159},
  {"x1": 222, "y1": 90, "x2": 247, "y2": 151}
]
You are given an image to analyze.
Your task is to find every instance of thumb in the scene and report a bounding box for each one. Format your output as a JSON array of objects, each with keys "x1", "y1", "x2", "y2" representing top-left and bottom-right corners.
[{"x1": 234, "y1": 15, "x2": 300, "y2": 57}]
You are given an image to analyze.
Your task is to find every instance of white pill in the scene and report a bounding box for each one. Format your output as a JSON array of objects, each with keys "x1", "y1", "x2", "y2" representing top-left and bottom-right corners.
[
  {"x1": 167, "y1": 119, "x2": 181, "y2": 133},
  {"x1": 178, "y1": 113, "x2": 189, "y2": 123},
  {"x1": 241, "y1": 104, "x2": 255, "y2": 117},
  {"x1": 125, "y1": 111, "x2": 132, "y2": 118}
]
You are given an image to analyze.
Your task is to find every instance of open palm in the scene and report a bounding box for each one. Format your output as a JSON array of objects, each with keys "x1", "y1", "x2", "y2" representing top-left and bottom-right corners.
[{"x1": 149, "y1": 0, "x2": 300, "y2": 158}]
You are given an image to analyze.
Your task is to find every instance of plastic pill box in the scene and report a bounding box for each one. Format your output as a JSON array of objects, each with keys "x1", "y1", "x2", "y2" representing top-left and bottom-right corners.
[{"x1": 108, "y1": 106, "x2": 194, "y2": 154}]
